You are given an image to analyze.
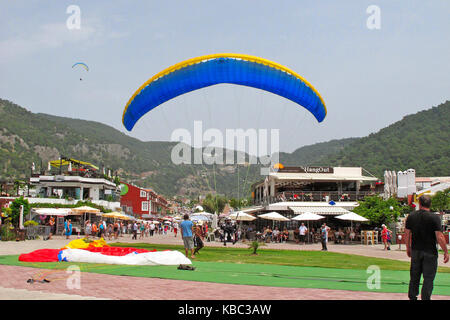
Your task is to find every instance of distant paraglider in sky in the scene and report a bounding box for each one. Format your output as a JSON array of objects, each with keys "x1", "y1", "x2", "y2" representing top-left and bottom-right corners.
[
  {"x1": 122, "y1": 53, "x2": 327, "y2": 131},
  {"x1": 72, "y1": 62, "x2": 89, "y2": 81}
]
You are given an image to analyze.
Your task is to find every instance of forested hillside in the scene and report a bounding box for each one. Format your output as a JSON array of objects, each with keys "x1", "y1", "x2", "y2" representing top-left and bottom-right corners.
[{"x1": 0, "y1": 98, "x2": 448, "y2": 198}]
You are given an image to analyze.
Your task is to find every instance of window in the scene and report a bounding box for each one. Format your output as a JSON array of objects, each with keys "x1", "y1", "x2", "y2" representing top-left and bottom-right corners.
[
  {"x1": 141, "y1": 201, "x2": 149, "y2": 212},
  {"x1": 140, "y1": 190, "x2": 147, "y2": 198}
]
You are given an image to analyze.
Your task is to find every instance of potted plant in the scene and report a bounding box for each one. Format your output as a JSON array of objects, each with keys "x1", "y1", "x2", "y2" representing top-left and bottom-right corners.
[{"x1": 247, "y1": 240, "x2": 266, "y2": 255}]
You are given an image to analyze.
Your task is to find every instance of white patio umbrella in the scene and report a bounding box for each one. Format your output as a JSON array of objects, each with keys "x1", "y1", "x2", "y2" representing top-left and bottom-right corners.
[
  {"x1": 292, "y1": 212, "x2": 325, "y2": 221},
  {"x1": 336, "y1": 211, "x2": 369, "y2": 230},
  {"x1": 292, "y1": 212, "x2": 325, "y2": 243},
  {"x1": 71, "y1": 206, "x2": 101, "y2": 214},
  {"x1": 258, "y1": 212, "x2": 290, "y2": 221},
  {"x1": 71, "y1": 206, "x2": 102, "y2": 229},
  {"x1": 335, "y1": 212, "x2": 368, "y2": 222},
  {"x1": 190, "y1": 215, "x2": 210, "y2": 222},
  {"x1": 229, "y1": 211, "x2": 256, "y2": 221},
  {"x1": 198, "y1": 211, "x2": 214, "y2": 217},
  {"x1": 335, "y1": 212, "x2": 368, "y2": 234},
  {"x1": 258, "y1": 211, "x2": 290, "y2": 228}
]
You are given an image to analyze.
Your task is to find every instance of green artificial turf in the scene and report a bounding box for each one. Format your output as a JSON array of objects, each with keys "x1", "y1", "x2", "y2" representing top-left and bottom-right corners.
[
  {"x1": 112, "y1": 242, "x2": 450, "y2": 273},
  {"x1": 2, "y1": 243, "x2": 449, "y2": 296}
]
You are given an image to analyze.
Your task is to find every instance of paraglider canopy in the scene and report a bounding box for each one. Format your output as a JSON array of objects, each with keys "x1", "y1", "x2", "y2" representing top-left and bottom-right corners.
[
  {"x1": 72, "y1": 62, "x2": 89, "y2": 81},
  {"x1": 72, "y1": 62, "x2": 89, "y2": 71},
  {"x1": 122, "y1": 53, "x2": 327, "y2": 131}
]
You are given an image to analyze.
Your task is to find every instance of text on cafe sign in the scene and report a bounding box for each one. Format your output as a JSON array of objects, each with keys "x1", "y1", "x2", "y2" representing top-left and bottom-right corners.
[
  {"x1": 300, "y1": 166, "x2": 333, "y2": 174},
  {"x1": 279, "y1": 166, "x2": 334, "y2": 173}
]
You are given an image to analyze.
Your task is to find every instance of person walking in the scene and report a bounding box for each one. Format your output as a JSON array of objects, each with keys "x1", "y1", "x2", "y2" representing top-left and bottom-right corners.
[
  {"x1": 193, "y1": 223, "x2": 205, "y2": 255},
  {"x1": 180, "y1": 214, "x2": 195, "y2": 259},
  {"x1": 381, "y1": 224, "x2": 392, "y2": 250},
  {"x1": 48, "y1": 216, "x2": 55, "y2": 240},
  {"x1": 320, "y1": 223, "x2": 330, "y2": 251},
  {"x1": 222, "y1": 218, "x2": 235, "y2": 246},
  {"x1": 132, "y1": 221, "x2": 138, "y2": 240},
  {"x1": 150, "y1": 222, "x2": 155, "y2": 236},
  {"x1": 97, "y1": 221, "x2": 103, "y2": 238},
  {"x1": 173, "y1": 221, "x2": 178, "y2": 237},
  {"x1": 85, "y1": 220, "x2": 92, "y2": 240},
  {"x1": 64, "y1": 219, "x2": 72, "y2": 240},
  {"x1": 139, "y1": 223, "x2": 145, "y2": 239},
  {"x1": 405, "y1": 195, "x2": 449, "y2": 300},
  {"x1": 92, "y1": 222, "x2": 98, "y2": 238}
]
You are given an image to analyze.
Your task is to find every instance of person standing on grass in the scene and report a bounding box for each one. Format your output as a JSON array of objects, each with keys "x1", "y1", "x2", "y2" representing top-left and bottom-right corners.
[
  {"x1": 405, "y1": 195, "x2": 449, "y2": 300},
  {"x1": 180, "y1": 214, "x2": 195, "y2": 259},
  {"x1": 320, "y1": 223, "x2": 330, "y2": 251}
]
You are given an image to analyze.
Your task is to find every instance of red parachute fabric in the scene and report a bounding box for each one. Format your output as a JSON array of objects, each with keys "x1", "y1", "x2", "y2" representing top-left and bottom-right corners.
[{"x1": 18, "y1": 249, "x2": 61, "y2": 262}]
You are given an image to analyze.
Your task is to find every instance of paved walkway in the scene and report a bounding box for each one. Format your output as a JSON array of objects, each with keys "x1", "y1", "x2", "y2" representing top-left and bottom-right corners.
[
  {"x1": 1, "y1": 264, "x2": 448, "y2": 300},
  {"x1": 0, "y1": 234, "x2": 448, "y2": 300}
]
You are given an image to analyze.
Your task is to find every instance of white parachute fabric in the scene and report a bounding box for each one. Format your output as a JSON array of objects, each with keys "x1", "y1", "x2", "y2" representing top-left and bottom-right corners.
[{"x1": 59, "y1": 249, "x2": 192, "y2": 265}]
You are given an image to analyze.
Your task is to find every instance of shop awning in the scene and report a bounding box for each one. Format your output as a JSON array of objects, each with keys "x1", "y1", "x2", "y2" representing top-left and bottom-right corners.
[
  {"x1": 289, "y1": 206, "x2": 350, "y2": 216},
  {"x1": 33, "y1": 208, "x2": 72, "y2": 216}
]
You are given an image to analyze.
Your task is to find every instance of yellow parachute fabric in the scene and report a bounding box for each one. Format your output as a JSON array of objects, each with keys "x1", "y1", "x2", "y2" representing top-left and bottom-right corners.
[{"x1": 62, "y1": 237, "x2": 109, "y2": 250}]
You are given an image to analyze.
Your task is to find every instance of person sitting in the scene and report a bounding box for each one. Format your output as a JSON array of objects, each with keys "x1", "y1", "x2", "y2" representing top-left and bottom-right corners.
[
  {"x1": 281, "y1": 228, "x2": 289, "y2": 243},
  {"x1": 265, "y1": 226, "x2": 272, "y2": 243},
  {"x1": 350, "y1": 230, "x2": 356, "y2": 242},
  {"x1": 260, "y1": 227, "x2": 267, "y2": 240},
  {"x1": 294, "y1": 228, "x2": 300, "y2": 244},
  {"x1": 272, "y1": 227, "x2": 280, "y2": 242},
  {"x1": 334, "y1": 230, "x2": 340, "y2": 244}
]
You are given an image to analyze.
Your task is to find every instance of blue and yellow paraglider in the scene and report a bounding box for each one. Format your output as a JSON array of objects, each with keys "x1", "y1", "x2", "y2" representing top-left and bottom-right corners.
[
  {"x1": 72, "y1": 62, "x2": 89, "y2": 80},
  {"x1": 122, "y1": 53, "x2": 326, "y2": 131}
]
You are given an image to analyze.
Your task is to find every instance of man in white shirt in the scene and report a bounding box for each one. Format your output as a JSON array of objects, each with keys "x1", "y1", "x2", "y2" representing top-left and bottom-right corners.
[
  {"x1": 150, "y1": 222, "x2": 155, "y2": 236},
  {"x1": 272, "y1": 227, "x2": 280, "y2": 242},
  {"x1": 299, "y1": 223, "x2": 308, "y2": 244}
]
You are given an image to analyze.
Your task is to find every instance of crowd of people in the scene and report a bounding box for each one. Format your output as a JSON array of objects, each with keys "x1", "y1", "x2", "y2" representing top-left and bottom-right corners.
[
  {"x1": 56, "y1": 219, "x2": 184, "y2": 241},
  {"x1": 256, "y1": 226, "x2": 290, "y2": 243}
]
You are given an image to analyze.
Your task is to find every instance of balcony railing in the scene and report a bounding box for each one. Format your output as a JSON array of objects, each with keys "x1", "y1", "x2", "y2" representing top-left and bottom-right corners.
[{"x1": 253, "y1": 190, "x2": 379, "y2": 205}]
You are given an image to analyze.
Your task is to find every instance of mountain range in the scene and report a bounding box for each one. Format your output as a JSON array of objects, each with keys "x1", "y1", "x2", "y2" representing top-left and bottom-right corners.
[{"x1": 0, "y1": 98, "x2": 448, "y2": 198}]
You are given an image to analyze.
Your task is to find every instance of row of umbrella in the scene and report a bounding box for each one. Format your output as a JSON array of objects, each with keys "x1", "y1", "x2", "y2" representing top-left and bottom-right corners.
[
  {"x1": 227, "y1": 211, "x2": 368, "y2": 223},
  {"x1": 227, "y1": 211, "x2": 368, "y2": 244}
]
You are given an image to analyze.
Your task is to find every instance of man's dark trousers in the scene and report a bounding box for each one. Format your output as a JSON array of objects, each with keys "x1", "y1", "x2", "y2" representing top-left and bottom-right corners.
[
  {"x1": 321, "y1": 238, "x2": 328, "y2": 251},
  {"x1": 408, "y1": 249, "x2": 438, "y2": 300}
]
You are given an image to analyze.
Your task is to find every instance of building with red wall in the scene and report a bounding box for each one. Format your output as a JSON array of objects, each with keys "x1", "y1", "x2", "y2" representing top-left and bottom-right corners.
[{"x1": 120, "y1": 182, "x2": 169, "y2": 218}]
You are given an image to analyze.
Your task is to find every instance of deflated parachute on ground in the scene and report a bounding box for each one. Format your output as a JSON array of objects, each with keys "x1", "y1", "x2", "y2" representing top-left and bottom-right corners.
[
  {"x1": 19, "y1": 238, "x2": 192, "y2": 265},
  {"x1": 122, "y1": 53, "x2": 327, "y2": 131}
]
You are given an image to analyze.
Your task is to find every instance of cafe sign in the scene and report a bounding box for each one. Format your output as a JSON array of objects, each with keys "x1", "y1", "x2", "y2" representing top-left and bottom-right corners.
[
  {"x1": 299, "y1": 166, "x2": 334, "y2": 174},
  {"x1": 278, "y1": 166, "x2": 334, "y2": 173}
]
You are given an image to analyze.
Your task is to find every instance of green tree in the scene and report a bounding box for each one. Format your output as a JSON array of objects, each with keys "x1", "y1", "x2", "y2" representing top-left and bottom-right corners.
[
  {"x1": 431, "y1": 188, "x2": 450, "y2": 212},
  {"x1": 202, "y1": 194, "x2": 227, "y2": 214},
  {"x1": 8, "y1": 197, "x2": 30, "y2": 227},
  {"x1": 353, "y1": 196, "x2": 404, "y2": 225}
]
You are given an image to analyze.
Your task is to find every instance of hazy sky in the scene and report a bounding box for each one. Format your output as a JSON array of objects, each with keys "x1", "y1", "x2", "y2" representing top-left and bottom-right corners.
[{"x1": 1, "y1": 0, "x2": 449, "y2": 154}]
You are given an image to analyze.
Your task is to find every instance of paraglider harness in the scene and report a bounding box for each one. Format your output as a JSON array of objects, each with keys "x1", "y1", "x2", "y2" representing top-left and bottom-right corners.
[{"x1": 221, "y1": 221, "x2": 236, "y2": 245}]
